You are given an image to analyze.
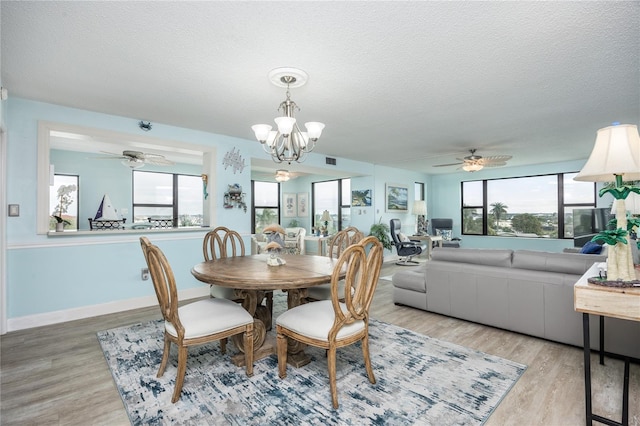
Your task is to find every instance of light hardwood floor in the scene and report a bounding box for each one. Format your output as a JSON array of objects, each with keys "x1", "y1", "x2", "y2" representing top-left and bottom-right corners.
[{"x1": 1, "y1": 261, "x2": 638, "y2": 425}]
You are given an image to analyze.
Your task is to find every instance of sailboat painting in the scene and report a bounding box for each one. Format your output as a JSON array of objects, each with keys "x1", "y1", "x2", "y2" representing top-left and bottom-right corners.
[{"x1": 89, "y1": 194, "x2": 126, "y2": 230}]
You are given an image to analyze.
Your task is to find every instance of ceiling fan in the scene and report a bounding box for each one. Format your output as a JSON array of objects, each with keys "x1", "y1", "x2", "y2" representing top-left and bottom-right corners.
[
  {"x1": 93, "y1": 150, "x2": 175, "y2": 169},
  {"x1": 433, "y1": 149, "x2": 512, "y2": 172}
]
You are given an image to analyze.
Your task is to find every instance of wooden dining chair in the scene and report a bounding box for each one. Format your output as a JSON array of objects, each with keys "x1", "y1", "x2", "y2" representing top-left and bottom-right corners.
[
  {"x1": 140, "y1": 236, "x2": 254, "y2": 403},
  {"x1": 203, "y1": 226, "x2": 274, "y2": 330},
  {"x1": 305, "y1": 226, "x2": 365, "y2": 302},
  {"x1": 276, "y1": 236, "x2": 383, "y2": 408}
]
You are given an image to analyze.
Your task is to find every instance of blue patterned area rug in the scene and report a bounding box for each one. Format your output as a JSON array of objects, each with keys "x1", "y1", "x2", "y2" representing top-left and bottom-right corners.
[{"x1": 98, "y1": 301, "x2": 526, "y2": 426}]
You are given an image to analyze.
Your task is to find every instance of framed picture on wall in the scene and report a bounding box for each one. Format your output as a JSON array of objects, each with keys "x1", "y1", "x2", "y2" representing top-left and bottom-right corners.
[
  {"x1": 283, "y1": 193, "x2": 297, "y2": 217},
  {"x1": 385, "y1": 183, "x2": 408, "y2": 212},
  {"x1": 297, "y1": 192, "x2": 308, "y2": 217},
  {"x1": 351, "y1": 189, "x2": 372, "y2": 207}
]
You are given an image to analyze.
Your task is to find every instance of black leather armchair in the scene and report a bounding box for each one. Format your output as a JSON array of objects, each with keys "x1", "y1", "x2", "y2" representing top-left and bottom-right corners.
[
  {"x1": 390, "y1": 219, "x2": 423, "y2": 265},
  {"x1": 431, "y1": 218, "x2": 461, "y2": 248}
]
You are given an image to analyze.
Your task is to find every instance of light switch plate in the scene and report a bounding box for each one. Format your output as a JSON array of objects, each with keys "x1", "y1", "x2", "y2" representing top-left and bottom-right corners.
[{"x1": 8, "y1": 204, "x2": 19, "y2": 217}]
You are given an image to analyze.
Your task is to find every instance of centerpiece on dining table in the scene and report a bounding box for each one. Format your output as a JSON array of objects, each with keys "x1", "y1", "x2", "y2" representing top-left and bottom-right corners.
[{"x1": 263, "y1": 224, "x2": 287, "y2": 266}]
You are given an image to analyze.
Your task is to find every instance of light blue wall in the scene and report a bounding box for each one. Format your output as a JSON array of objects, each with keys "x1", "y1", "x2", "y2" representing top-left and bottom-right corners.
[
  {"x1": 4, "y1": 98, "x2": 423, "y2": 320},
  {"x1": 4, "y1": 97, "x2": 593, "y2": 323}
]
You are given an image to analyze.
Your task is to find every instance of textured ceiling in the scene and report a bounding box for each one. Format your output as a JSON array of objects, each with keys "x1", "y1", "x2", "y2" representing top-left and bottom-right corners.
[{"x1": 2, "y1": 1, "x2": 638, "y2": 174}]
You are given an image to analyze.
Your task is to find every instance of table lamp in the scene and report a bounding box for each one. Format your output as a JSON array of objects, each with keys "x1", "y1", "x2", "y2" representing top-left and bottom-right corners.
[
  {"x1": 412, "y1": 200, "x2": 427, "y2": 235},
  {"x1": 320, "y1": 210, "x2": 331, "y2": 236},
  {"x1": 574, "y1": 123, "x2": 640, "y2": 283}
]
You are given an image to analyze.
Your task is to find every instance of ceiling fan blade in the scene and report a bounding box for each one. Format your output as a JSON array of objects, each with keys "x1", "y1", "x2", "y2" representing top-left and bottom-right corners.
[
  {"x1": 433, "y1": 162, "x2": 464, "y2": 167},
  {"x1": 144, "y1": 157, "x2": 175, "y2": 166},
  {"x1": 481, "y1": 155, "x2": 512, "y2": 164},
  {"x1": 89, "y1": 154, "x2": 127, "y2": 160}
]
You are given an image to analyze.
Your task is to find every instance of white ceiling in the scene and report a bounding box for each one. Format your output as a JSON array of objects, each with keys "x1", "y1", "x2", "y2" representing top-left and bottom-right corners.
[{"x1": 2, "y1": 1, "x2": 638, "y2": 174}]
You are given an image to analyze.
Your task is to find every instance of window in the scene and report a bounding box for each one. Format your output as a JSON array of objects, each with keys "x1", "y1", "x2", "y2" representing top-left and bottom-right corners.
[
  {"x1": 49, "y1": 174, "x2": 79, "y2": 230},
  {"x1": 312, "y1": 179, "x2": 351, "y2": 234},
  {"x1": 252, "y1": 181, "x2": 280, "y2": 233},
  {"x1": 461, "y1": 172, "x2": 595, "y2": 239},
  {"x1": 415, "y1": 182, "x2": 424, "y2": 201},
  {"x1": 133, "y1": 171, "x2": 202, "y2": 227}
]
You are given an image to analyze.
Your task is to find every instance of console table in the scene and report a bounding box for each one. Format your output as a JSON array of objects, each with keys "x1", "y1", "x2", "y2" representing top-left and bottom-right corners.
[{"x1": 574, "y1": 263, "x2": 640, "y2": 426}]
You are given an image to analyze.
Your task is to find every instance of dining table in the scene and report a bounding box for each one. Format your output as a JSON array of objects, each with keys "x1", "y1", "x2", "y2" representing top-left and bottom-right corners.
[{"x1": 191, "y1": 253, "x2": 344, "y2": 367}]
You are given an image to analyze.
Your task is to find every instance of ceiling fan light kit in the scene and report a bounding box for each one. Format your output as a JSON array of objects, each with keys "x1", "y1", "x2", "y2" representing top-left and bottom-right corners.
[
  {"x1": 274, "y1": 169, "x2": 291, "y2": 182},
  {"x1": 252, "y1": 67, "x2": 325, "y2": 164}
]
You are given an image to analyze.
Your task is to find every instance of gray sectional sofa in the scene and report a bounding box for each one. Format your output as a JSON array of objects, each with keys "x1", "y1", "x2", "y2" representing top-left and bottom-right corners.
[{"x1": 392, "y1": 248, "x2": 640, "y2": 359}]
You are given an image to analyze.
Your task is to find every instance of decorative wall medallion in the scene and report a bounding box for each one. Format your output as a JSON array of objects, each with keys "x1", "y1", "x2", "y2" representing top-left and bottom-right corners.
[{"x1": 222, "y1": 147, "x2": 246, "y2": 174}]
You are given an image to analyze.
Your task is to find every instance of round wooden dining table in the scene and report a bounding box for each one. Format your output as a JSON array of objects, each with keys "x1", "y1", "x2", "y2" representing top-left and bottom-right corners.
[{"x1": 191, "y1": 253, "x2": 343, "y2": 367}]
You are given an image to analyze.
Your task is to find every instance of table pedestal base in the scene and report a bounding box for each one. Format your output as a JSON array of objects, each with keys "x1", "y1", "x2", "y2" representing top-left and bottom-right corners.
[
  {"x1": 230, "y1": 335, "x2": 311, "y2": 368},
  {"x1": 231, "y1": 335, "x2": 276, "y2": 367}
]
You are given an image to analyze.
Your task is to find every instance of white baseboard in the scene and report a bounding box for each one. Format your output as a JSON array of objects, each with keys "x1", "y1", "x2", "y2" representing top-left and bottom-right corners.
[{"x1": 6, "y1": 286, "x2": 210, "y2": 332}]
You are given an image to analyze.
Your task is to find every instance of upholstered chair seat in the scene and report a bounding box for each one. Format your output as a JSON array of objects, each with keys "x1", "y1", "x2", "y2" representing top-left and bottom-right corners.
[
  {"x1": 277, "y1": 300, "x2": 366, "y2": 340},
  {"x1": 165, "y1": 298, "x2": 254, "y2": 339}
]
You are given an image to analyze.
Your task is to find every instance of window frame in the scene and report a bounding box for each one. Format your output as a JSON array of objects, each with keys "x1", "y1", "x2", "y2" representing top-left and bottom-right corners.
[
  {"x1": 461, "y1": 172, "x2": 596, "y2": 239},
  {"x1": 132, "y1": 170, "x2": 202, "y2": 228},
  {"x1": 251, "y1": 180, "x2": 281, "y2": 233},
  {"x1": 311, "y1": 178, "x2": 351, "y2": 233}
]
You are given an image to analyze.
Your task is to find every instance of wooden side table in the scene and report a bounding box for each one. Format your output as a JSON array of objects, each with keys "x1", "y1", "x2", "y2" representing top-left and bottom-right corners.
[
  {"x1": 410, "y1": 234, "x2": 443, "y2": 258},
  {"x1": 574, "y1": 263, "x2": 640, "y2": 426},
  {"x1": 304, "y1": 235, "x2": 331, "y2": 256}
]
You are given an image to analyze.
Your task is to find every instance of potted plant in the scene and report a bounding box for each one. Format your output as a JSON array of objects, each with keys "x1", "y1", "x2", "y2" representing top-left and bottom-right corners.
[
  {"x1": 369, "y1": 218, "x2": 393, "y2": 251},
  {"x1": 52, "y1": 215, "x2": 71, "y2": 232}
]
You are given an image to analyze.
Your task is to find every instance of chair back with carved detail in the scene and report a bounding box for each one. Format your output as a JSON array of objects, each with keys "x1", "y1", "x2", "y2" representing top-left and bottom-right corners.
[
  {"x1": 139, "y1": 236, "x2": 254, "y2": 403},
  {"x1": 327, "y1": 226, "x2": 365, "y2": 258},
  {"x1": 276, "y1": 235, "x2": 383, "y2": 408},
  {"x1": 140, "y1": 236, "x2": 184, "y2": 338},
  {"x1": 203, "y1": 226, "x2": 245, "y2": 261}
]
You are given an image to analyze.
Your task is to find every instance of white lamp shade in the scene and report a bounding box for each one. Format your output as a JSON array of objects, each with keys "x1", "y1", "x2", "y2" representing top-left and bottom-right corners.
[
  {"x1": 574, "y1": 124, "x2": 640, "y2": 182},
  {"x1": 412, "y1": 200, "x2": 427, "y2": 215},
  {"x1": 304, "y1": 122, "x2": 325, "y2": 139},
  {"x1": 252, "y1": 124, "x2": 272, "y2": 142},
  {"x1": 265, "y1": 130, "x2": 278, "y2": 147},
  {"x1": 274, "y1": 117, "x2": 296, "y2": 135},
  {"x1": 320, "y1": 210, "x2": 331, "y2": 222}
]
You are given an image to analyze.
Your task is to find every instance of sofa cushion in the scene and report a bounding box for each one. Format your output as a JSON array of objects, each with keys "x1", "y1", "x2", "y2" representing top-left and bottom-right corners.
[
  {"x1": 431, "y1": 248, "x2": 513, "y2": 268},
  {"x1": 512, "y1": 250, "x2": 604, "y2": 275},
  {"x1": 392, "y1": 267, "x2": 427, "y2": 293}
]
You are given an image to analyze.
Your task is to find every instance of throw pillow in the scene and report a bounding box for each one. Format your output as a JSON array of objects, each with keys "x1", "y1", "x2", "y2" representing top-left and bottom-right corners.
[
  {"x1": 580, "y1": 241, "x2": 603, "y2": 254},
  {"x1": 436, "y1": 229, "x2": 453, "y2": 241},
  {"x1": 285, "y1": 231, "x2": 299, "y2": 242},
  {"x1": 398, "y1": 232, "x2": 410, "y2": 242}
]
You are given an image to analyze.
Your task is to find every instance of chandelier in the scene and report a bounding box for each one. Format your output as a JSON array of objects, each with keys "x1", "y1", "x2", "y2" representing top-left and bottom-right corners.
[{"x1": 252, "y1": 68, "x2": 325, "y2": 164}]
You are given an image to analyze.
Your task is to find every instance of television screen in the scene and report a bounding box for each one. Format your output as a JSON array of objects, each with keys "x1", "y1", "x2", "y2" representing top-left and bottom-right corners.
[{"x1": 572, "y1": 207, "x2": 615, "y2": 247}]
